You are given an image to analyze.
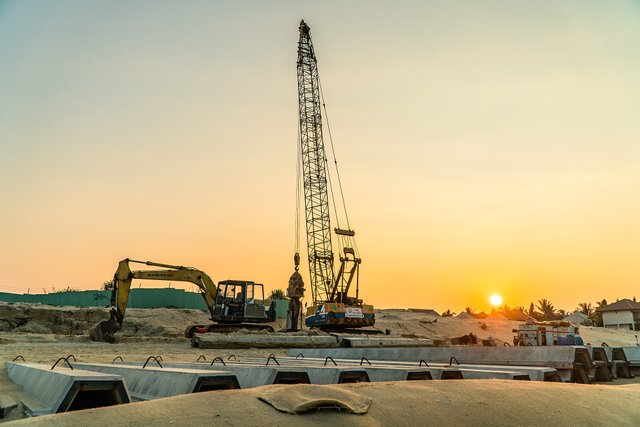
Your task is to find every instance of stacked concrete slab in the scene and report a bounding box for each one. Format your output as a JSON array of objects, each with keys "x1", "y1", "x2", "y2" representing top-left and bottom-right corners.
[
  {"x1": 5, "y1": 362, "x2": 130, "y2": 416},
  {"x1": 289, "y1": 346, "x2": 591, "y2": 383}
]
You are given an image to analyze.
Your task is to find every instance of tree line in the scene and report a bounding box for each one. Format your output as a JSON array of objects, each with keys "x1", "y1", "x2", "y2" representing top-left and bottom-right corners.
[{"x1": 442, "y1": 299, "x2": 615, "y2": 326}]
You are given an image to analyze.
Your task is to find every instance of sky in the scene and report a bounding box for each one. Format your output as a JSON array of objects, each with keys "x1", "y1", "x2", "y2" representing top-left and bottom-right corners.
[{"x1": 1, "y1": 1, "x2": 639, "y2": 313}]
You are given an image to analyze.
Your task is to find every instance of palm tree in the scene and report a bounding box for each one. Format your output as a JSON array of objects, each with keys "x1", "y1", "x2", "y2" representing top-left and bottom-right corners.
[
  {"x1": 536, "y1": 299, "x2": 556, "y2": 321},
  {"x1": 269, "y1": 289, "x2": 287, "y2": 300},
  {"x1": 102, "y1": 280, "x2": 115, "y2": 291},
  {"x1": 577, "y1": 302, "x2": 594, "y2": 317},
  {"x1": 592, "y1": 299, "x2": 608, "y2": 327},
  {"x1": 528, "y1": 302, "x2": 538, "y2": 320}
]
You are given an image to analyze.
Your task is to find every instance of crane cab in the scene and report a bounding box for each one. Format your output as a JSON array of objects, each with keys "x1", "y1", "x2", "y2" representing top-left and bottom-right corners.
[{"x1": 305, "y1": 302, "x2": 375, "y2": 328}]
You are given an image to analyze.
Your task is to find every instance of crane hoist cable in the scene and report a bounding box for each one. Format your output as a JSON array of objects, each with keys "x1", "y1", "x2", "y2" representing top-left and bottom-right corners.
[
  {"x1": 318, "y1": 77, "x2": 352, "y2": 232},
  {"x1": 294, "y1": 130, "x2": 302, "y2": 257}
]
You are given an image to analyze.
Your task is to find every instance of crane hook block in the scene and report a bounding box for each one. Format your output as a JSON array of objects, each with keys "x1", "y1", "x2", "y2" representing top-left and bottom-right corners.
[{"x1": 294, "y1": 252, "x2": 300, "y2": 269}]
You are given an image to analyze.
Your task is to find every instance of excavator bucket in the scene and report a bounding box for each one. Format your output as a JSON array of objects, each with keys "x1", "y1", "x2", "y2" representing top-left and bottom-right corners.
[{"x1": 89, "y1": 320, "x2": 120, "y2": 343}]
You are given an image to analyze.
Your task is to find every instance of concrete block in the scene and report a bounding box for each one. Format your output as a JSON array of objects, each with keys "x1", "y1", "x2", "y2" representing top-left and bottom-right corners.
[
  {"x1": 0, "y1": 395, "x2": 18, "y2": 419},
  {"x1": 586, "y1": 347, "x2": 612, "y2": 382},
  {"x1": 5, "y1": 362, "x2": 129, "y2": 416},
  {"x1": 73, "y1": 363, "x2": 239, "y2": 401},
  {"x1": 622, "y1": 347, "x2": 640, "y2": 376},
  {"x1": 603, "y1": 347, "x2": 633, "y2": 379}
]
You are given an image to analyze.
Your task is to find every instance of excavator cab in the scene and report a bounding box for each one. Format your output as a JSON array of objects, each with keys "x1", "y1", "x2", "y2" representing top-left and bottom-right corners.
[{"x1": 212, "y1": 280, "x2": 275, "y2": 324}]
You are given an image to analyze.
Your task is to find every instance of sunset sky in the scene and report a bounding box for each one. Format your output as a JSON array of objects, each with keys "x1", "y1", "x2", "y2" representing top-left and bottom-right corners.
[{"x1": 1, "y1": 1, "x2": 639, "y2": 313}]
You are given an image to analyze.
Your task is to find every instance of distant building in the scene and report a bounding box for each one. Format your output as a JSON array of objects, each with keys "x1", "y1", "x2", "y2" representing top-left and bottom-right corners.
[{"x1": 597, "y1": 299, "x2": 640, "y2": 331}]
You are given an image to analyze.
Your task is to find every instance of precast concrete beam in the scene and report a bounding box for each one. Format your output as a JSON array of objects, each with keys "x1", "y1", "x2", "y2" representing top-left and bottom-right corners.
[
  {"x1": 130, "y1": 361, "x2": 375, "y2": 386},
  {"x1": 243, "y1": 356, "x2": 559, "y2": 382},
  {"x1": 603, "y1": 347, "x2": 633, "y2": 379},
  {"x1": 224, "y1": 357, "x2": 437, "y2": 381},
  {"x1": 158, "y1": 360, "x2": 437, "y2": 384},
  {"x1": 586, "y1": 347, "x2": 613, "y2": 382},
  {"x1": 73, "y1": 363, "x2": 239, "y2": 401},
  {"x1": 289, "y1": 346, "x2": 592, "y2": 382},
  {"x1": 622, "y1": 347, "x2": 640, "y2": 376},
  {"x1": 5, "y1": 362, "x2": 129, "y2": 416}
]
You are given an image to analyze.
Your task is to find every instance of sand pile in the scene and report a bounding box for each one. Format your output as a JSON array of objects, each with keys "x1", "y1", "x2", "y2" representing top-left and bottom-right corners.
[
  {"x1": 7, "y1": 380, "x2": 640, "y2": 426},
  {"x1": 0, "y1": 303, "x2": 213, "y2": 339}
]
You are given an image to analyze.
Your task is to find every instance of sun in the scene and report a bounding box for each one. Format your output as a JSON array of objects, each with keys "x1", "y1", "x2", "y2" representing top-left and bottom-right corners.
[{"x1": 489, "y1": 294, "x2": 503, "y2": 307}]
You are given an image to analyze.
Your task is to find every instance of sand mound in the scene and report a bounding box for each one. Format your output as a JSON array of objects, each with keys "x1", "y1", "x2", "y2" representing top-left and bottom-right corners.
[
  {"x1": 0, "y1": 303, "x2": 214, "y2": 338},
  {"x1": 8, "y1": 381, "x2": 640, "y2": 426},
  {"x1": 456, "y1": 312, "x2": 474, "y2": 319}
]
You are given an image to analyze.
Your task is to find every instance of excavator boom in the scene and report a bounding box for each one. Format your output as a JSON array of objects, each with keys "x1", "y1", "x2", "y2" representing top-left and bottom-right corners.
[{"x1": 89, "y1": 258, "x2": 218, "y2": 342}]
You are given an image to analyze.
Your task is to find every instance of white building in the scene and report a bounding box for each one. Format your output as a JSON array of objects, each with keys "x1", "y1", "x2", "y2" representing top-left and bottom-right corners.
[{"x1": 598, "y1": 299, "x2": 640, "y2": 331}]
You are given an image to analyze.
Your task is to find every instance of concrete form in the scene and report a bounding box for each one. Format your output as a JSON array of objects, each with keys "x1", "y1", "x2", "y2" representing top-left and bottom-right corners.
[
  {"x1": 0, "y1": 395, "x2": 18, "y2": 419},
  {"x1": 73, "y1": 363, "x2": 239, "y2": 401},
  {"x1": 622, "y1": 347, "x2": 640, "y2": 376},
  {"x1": 602, "y1": 347, "x2": 633, "y2": 379},
  {"x1": 127, "y1": 361, "x2": 374, "y2": 386},
  {"x1": 5, "y1": 362, "x2": 130, "y2": 416},
  {"x1": 257, "y1": 356, "x2": 560, "y2": 382},
  {"x1": 586, "y1": 347, "x2": 613, "y2": 382},
  {"x1": 289, "y1": 346, "x2": 593, "y2": 383},
  {"x1": 152, "y1": 355, "x2": 537, "y2": 383}
]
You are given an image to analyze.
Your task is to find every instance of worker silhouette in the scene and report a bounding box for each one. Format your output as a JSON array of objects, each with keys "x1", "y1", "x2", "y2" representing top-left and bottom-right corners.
[{"x1": 234, "y1": 290, "x2": 244, "y2": 304}]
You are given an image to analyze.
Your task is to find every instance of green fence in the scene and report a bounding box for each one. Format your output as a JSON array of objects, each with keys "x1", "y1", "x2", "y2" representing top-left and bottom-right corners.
[
  {"x1": 0, "y1": 289, "x2": 207, "y2": 310},
  {"x1": 0, "y1": 290, "x2": 289, "y2": 318}
]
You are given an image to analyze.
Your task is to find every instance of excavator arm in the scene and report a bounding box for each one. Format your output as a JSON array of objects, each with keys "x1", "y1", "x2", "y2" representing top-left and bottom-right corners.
[{"x1": 89, "y1": 258, "x2": 218, "y2": 342}]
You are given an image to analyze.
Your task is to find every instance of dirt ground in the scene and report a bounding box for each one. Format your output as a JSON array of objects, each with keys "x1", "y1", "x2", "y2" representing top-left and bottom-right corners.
[
  {"x1": 6, "y1": 380, "x2": 640, "y2": 426},
  {"x1": 2, "y1": 303, "x2": 640, "y2": 425}
]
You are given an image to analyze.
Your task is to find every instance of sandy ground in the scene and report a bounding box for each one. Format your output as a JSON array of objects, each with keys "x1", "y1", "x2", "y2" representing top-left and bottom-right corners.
[
  {"x1": 5, "y1": 380, "x2": 640, "y2": 426},
  {"x1": 2, "y1": 303, "x2": 640, "y2": 425}
]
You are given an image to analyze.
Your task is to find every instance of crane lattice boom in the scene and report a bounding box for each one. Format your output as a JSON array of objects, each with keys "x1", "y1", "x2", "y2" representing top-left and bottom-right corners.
[{"x1": 297, "y1": 20, "x2": 334, "y2": 304}]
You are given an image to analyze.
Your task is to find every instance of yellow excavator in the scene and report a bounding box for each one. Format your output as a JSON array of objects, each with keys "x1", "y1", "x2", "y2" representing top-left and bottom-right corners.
[{"x1": 89, "y1": 258, "x2": 276, "y2": 343}]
